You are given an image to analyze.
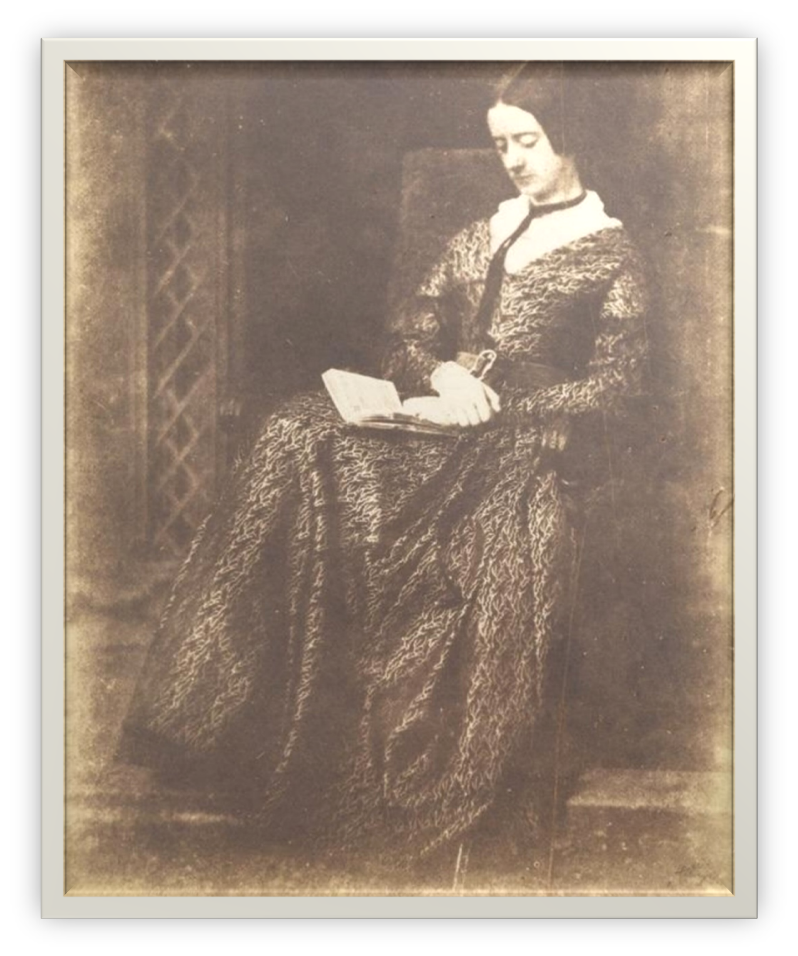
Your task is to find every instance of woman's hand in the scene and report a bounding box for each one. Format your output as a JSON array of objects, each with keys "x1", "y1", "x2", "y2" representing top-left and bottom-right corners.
[
  {"x1": 427, "y1": 361, "x2": 502, "y2": 427},
  {"x1": 401, "y1": 396, "x2": 460, "y2": 426}
]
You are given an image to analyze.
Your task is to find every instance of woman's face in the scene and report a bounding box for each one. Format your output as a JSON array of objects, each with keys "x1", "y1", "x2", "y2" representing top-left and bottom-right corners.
[{"x1": 487, "y1": 101, "x2": 570, "y2": 204}]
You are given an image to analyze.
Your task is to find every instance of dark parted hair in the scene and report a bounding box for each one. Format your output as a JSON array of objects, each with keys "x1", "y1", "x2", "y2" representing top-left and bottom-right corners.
[{"x1": 491, "y1": 62, "x2": 621, "y2": 184}]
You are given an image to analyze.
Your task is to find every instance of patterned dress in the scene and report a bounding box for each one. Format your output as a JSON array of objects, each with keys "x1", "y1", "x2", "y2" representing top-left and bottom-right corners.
[{"x1": 120, "y1": 203, "x2": 649, "y2": 861}]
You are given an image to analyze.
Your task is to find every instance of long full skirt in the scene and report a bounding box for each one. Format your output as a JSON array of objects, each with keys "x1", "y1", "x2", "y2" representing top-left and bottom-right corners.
[{"x1": 120, "y1": 392, "x2": 577, "y2": 859}]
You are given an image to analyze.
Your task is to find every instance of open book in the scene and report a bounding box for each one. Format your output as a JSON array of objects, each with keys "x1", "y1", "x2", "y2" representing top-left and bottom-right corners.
[{"x1": 321, "y1": 369, "x2": 458, "y2": 437}]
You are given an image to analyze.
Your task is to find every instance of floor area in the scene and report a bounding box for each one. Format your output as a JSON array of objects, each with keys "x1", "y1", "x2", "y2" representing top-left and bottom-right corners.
[{"x1": 65, "y1": 603, "x2": 732, "y2": 896}]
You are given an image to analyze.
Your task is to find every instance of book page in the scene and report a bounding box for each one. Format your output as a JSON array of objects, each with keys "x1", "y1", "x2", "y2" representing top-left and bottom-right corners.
[{"x1": 322, "y1": 369, "x2": 403, "y2": 422}]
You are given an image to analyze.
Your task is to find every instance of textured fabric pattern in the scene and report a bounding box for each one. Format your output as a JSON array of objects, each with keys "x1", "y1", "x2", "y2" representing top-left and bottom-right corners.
[{"x1": 120, "y1": 215, "x2": 648, "y2": 860}]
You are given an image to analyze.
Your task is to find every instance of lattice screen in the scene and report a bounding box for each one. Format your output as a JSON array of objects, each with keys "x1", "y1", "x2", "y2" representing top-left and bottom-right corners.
[{"x1": 145, "y1": 79, "x2": 225, "y2": 558}]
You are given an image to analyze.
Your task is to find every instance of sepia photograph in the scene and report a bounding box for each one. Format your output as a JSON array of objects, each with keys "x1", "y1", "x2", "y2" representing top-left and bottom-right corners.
[{"x1": 59, "y1": 49, "x2": 738, "y2": 900}]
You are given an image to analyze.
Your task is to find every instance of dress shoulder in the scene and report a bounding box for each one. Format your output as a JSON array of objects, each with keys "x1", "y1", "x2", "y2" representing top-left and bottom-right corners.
[
  {"x1": 414, "y1": 218, "x2": 491, "y2": 296},
  {"x1": 538, "y1": 225, "x2": 647, "y2": 287}
]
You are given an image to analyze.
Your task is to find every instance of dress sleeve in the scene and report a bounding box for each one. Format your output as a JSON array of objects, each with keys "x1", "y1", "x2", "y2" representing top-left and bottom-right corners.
[
  {"x1": 520, "y1": 255, "x2": 649, "y2": 423},
  {"x1": 381, "y1": 224, "x2": 484, "y2": 395},
  {"x1": 380, "y1": 255, "x2": 452, "y2": 395}
]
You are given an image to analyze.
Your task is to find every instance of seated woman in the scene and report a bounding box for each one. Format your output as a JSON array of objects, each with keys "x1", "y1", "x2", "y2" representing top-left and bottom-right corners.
[{"x1": 119, "y1": 63, "x2": 649, "y2": 867}]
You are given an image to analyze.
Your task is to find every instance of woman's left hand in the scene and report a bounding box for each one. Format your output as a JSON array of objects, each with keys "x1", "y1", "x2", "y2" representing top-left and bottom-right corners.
[
  {"x1": 428, "y1": 361, "x2": 502, "y2": 427},
  {"x1": 401, "y1": 396, "x2": 462, "y2": 426}
]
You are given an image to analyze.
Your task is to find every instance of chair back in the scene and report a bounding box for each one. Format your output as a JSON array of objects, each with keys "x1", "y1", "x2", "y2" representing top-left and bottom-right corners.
[{"x1": 388, "y1": 148, "x2": 514, "y2": 309}]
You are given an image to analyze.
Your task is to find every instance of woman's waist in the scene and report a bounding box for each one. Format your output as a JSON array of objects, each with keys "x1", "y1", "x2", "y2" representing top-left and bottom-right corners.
[{"x1": 454, "y1": 350, "x2": 572, "y2": 390}]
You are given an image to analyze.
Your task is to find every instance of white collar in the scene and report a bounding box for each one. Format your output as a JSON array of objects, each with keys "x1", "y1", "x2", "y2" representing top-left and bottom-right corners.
[{"x1": 489, "y1": 191, "x2": 623, "y2": 271}]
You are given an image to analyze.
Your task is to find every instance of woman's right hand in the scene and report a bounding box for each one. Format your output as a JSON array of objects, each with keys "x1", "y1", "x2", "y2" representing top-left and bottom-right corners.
[{"x1": 428, "y1": 361, "x2": 501, "y2": 427}]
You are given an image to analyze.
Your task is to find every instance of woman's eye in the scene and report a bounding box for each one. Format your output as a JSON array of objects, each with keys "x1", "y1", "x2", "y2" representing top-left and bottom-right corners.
[{"x1": 518, "y1": 136, "x2": 539, "y2": 148}]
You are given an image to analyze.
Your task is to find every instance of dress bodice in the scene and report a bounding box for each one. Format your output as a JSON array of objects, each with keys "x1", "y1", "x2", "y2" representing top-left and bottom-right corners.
[
  {"x1": 490, "y1": 227, "x2": 631, "y2": 376},
  {"x1": 382, "y1": 216, "x2": 648, "y2": 424}
]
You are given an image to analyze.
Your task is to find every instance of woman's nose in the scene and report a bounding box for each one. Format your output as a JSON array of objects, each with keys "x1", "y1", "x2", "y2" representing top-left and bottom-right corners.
[{"x1": 505, "y1": 145, "x2": 525, "y2": 172}]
